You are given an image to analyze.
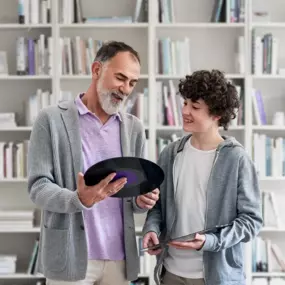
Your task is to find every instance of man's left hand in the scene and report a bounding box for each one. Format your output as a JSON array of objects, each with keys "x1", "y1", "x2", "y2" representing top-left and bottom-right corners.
[
  {"x1": 136, "y1": 188, "x2": 160, "y2": 209},
  {"x1": 168, "y1": 233, "x2": 206, "y2": 250}
]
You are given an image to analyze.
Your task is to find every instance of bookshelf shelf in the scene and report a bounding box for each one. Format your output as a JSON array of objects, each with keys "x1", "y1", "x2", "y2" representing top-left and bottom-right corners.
[
  {"x1": 258, "y1": 177, "x2": 285, "y2": 181},
  {"x1": 0, "y1": 178, "x2": 28, "y2": 183},
  {"x1": 0, "y1": 273, "x2": 44, "y2": 279},
  {"x1": 252, "y1": 272, "x2": 285, "y2": 277},
  {"x1": 260, "y1": 227, "x2": 285, "y2": 233},
  {"x1": 251, "y1": 75, "x2": 285, "y2": 80},
  {"x1": 0, "y1": 227, "x2": 40, "y2": 233},
  {"x1": 155, "y1": 23, "x2": 245, "y2": 28},
  {"x1": 252, "y1": 126, "x2": 285, "y2": 131},
  {"x1": 0, "y1": 75, "x2": 51, "y2": 80},
  {"x1": 0, "y1": 127, "x2": 32, "y2": 132},
  {"x1": 60, "y1": 74, "x2": 149, "y2": 80},
  {"x1": 251, "y1": 23, "x2": 285, "y2": 28},
  {"x1": 59, "y1": 23, "x2": 148, "y2": 29},
  {"x1": 0, "y1": 24, "x2": 52, "y2": 29},
  {"x1": 156, "y1": 74, "x2": 245, "y2": 80}
]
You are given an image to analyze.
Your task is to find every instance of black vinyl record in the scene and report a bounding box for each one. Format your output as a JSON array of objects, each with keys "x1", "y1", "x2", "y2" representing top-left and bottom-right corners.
[{"x1": 84, "y1": 157, "x2": 165, "y2": 198}]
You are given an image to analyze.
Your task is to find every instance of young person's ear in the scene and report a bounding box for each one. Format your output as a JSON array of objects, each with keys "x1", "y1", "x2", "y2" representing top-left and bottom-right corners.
[
  {"x1": 91, "y1": 61, "x2": 103, "y2": 80},
  {"x1": 213, "y1": 115, "x2": 221, "y2": 122}
]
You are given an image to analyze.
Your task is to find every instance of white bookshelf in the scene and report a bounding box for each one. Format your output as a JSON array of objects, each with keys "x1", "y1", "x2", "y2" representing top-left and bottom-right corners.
[{"x1": 1, "y1": 0, "x2": 285, "y2": 285}]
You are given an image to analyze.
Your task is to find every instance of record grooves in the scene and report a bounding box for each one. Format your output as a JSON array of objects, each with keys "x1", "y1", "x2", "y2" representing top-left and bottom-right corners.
[{"x1": 84, "y1": 157, "x2": 165, "y2": 198}]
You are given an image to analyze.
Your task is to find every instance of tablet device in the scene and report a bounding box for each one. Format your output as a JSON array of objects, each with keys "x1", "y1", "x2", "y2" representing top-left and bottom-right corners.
[{"x1": 141, "y1": 222, "x2": 232, "y2": 252}]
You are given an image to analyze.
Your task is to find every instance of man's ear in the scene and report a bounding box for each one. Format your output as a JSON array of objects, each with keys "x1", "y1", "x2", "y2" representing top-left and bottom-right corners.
[{"x1": 92, "y1": 61, "x2": 102, "y2": 79}]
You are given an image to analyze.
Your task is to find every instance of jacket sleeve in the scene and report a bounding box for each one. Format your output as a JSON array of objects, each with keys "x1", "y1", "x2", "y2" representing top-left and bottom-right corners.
[
  {"x1": 142, "y1": 152, "x2": 165, "y2": 236},
  {"x1": 131, "y1": 120, "x2": 149, "y2": 213},
  {"x1": 202, "y1": 153, "x2": 263, "y2": 252},
  {"x1": 27, "y1": 113, "x2": 90, "y2": 214}
]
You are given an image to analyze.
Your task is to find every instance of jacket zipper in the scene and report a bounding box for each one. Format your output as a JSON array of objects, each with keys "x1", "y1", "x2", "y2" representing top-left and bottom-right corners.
[{"x1": 203, "y1": 149, "x2": 220, "y2": 284}]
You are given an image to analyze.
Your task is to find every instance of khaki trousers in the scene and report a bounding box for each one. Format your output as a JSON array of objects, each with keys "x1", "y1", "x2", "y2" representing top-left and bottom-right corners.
[{"x1": 46, "y1": 260, "x2": 129, "y2": 285}]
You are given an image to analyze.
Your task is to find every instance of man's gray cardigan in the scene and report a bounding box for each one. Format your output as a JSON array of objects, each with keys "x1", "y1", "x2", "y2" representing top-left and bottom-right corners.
[{"x1": 27, "y1": 100, "x2": 147, "y2": 281}]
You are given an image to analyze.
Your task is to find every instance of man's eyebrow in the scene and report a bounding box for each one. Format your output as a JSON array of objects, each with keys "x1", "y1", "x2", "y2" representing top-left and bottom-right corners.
[{"x1": 115, "y1": 72, "x2": 138, "y2": 82}]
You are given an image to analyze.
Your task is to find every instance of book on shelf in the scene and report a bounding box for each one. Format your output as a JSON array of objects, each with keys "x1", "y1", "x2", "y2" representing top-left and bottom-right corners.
[
  {"x1": 211, "y1": 0, "x2": 245, "y2": 23},
  {"x1": 27, "y1": 238, "x2": 39, "y2": 275},
  {"x1": 252, "y1": 237, "x2": 285, "y2": 273},
  {"x1": 0, "y1": 140, "x2": 29, "y2": 180},
  {"x1": 59, "y1": 0, "x2": 147, "y2": 24},
  {"x1": 252, "y1": 29, "x2": 279, "y2": 75},
  {"x1": 0, "y1": 113, "x2": 17, "y2": 128},
  {"x1": 136, "y1": 235, "x2": 153, "y2": 277},
  {"x1": 0, "y1": 254, "x2": 17, "y2": 274},
  {"x1": 16, "y1": 35, "x2": 52, "y2": 76},
  {"x1": 155, "y1": 0, "x2": 175, "y2": 23},
  {"x1": 18, "y1": 0, "x2": 51, "y2": 24},
  {"x1": 25, "y1": 88, "x2": 53, "y2": 126},
  {"x1": 261, "y1": 192, "x2": 283, "y2": 229},
  {"x1": 0, "y1": 210, "x2": 34, "y2": 230},
  {"x1": 252, "y1": 88, "x2": 267, "y2": 125},
  {"x1": 253, "y1": 279, "x2": 285, "y2": 285},
  {"x1": 156, "y1": 36, "x2": 244, "y2": 76},
  {"x1": 157, "y1": 134, "x2": 180, "y2": 159},
  {"x1": 123, "y1": 89, "x2": 149, "y2": 126},
  {"x1": 253, "y1": 134, "x2": 285, "y2": 177},
  {"x1": 156, "y1": 80, "x2": 183, "y2": 127},
  {"x1": 60, "y1": 37, "x2": 104, "y2": 76},
  {"x1": 157, "y1": 38, "x2": 191, "y2": 76}
]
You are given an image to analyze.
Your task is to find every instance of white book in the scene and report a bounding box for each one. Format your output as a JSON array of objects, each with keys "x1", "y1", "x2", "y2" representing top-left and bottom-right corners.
[
  {"x1": 4, "y1": 142, "x2": 13, "y2": 179},
  {"x1": 156, "y1": 81, "x2": 163, "y2": 125},
  {"x1": 169, "y1": 80, "x2": 179, "y2": 126},
  {"x1": 67, "y1": 37, "x2": 73, "y2": 75},
  {"x1": 133, "y1": 0, "x2": 143, "y2": 22},
  {"x1": 252, "y1": 88, "x2": 262, "y2": 125},
  {"x1": 270, "y1": 192, "x2": 282, "y2": 228},
  {"x1": 39, "y1": 34, "x2": 45, "y2": 75},
  {"x1": 59, "y1": 37, "x2": 64, "y2": 75},
  {"x1": 238, "y1": 36, "x2": 245, "y2": 74},
  {"x1": 75, "y1": 36, "x2": 83, "y2": 75},
  {"x1": 253, "y1": 133, "x2": 260, "y2": 175},
  {"x1": 30, "y1": 0, "x2": 39, "y2": 24},
  {"x1": 271, "y1": 37, "x2": 279, "y2": 75},
  {"x1": 17, "y1": 37, "x2": 26, "y2": 73},
  {"x1": 184, "y1": 37, "x2": 191, "y2": 74},
  {"x1": 41, "y1": 0, "x2": 47, "y2": 23},
  {"x1": 254, "y1": 36, "x2": 263, "y2": 75},
  {"x1": 0, "y1": 142, "x2": 5, "y2": 179},
  {"x1": 24, "y1": 0, "x2": 30, "y2": 24},
  {"x1": 48, "y1": 37, "x2": 53, "y2": 75}
]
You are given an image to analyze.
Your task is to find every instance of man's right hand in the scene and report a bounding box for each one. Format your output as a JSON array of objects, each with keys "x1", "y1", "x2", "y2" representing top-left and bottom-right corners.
[
  {"x1": 77, "y1": 172, "x2": 127, "y2": 207},
  {"x1": 143, "y1": 232, "x2": 162, "y2": 255}
]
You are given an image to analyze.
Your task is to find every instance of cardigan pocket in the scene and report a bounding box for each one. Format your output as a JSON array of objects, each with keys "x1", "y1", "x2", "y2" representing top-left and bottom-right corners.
[{"x1": 42, "y1": 227, "x2": 69, "y2": 272}]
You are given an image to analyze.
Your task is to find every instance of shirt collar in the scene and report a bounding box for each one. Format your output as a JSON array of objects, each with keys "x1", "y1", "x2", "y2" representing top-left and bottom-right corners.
[{"x1": 74, "y1": 93, "x2": 122, "y2": 121}]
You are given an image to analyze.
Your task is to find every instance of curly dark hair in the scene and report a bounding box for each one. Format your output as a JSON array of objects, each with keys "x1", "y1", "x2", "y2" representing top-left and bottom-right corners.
[{"x1": 178, "y1": 69, "x2": 240, "y2": 130}]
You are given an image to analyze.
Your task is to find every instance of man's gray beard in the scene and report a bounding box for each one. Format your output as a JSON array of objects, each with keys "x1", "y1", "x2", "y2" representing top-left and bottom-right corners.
[{"x1": 98, "y1": 91, "x2": 126, "y2": 115}]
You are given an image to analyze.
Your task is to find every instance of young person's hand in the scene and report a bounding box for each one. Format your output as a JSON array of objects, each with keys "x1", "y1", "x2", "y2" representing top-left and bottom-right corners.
[
  {"x1": 168, "y1": 233, "x2": 206, "y2": 250},
  {"x1": 143, "y1": 231, "x2": 162, "y2": 255},
  {"x1": 136, "y1": 188, "x2": 160, "y2": 209},
  {"x1": 77, "y1": 172, "x2": 127, "y2": 207}
]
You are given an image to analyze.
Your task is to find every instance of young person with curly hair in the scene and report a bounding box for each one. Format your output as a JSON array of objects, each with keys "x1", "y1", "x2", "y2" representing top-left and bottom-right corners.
[{"x1": 142, "y1": 70, "x2": 262, "y2": 285}]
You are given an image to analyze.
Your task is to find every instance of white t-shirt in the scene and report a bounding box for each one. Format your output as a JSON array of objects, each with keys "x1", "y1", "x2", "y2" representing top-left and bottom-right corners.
[{"x1": 164, "y1": 138, "x2": 216, "y2": 278}]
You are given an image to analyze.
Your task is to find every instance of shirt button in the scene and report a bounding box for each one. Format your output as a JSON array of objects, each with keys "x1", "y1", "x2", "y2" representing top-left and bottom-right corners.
[{"x1": 80, "y1": 225, "x2": 85, "y2": 230}]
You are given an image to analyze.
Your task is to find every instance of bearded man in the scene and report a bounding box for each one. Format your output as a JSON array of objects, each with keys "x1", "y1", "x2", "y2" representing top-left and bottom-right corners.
[{"x1": 27, "y1": 41, "x2": 159, "y2": 285}]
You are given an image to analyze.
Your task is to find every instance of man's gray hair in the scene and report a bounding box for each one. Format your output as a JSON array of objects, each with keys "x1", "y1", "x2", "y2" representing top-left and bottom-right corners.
[{"x1": 94, "y1": 41, "x2": 140, "y2": 64}]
